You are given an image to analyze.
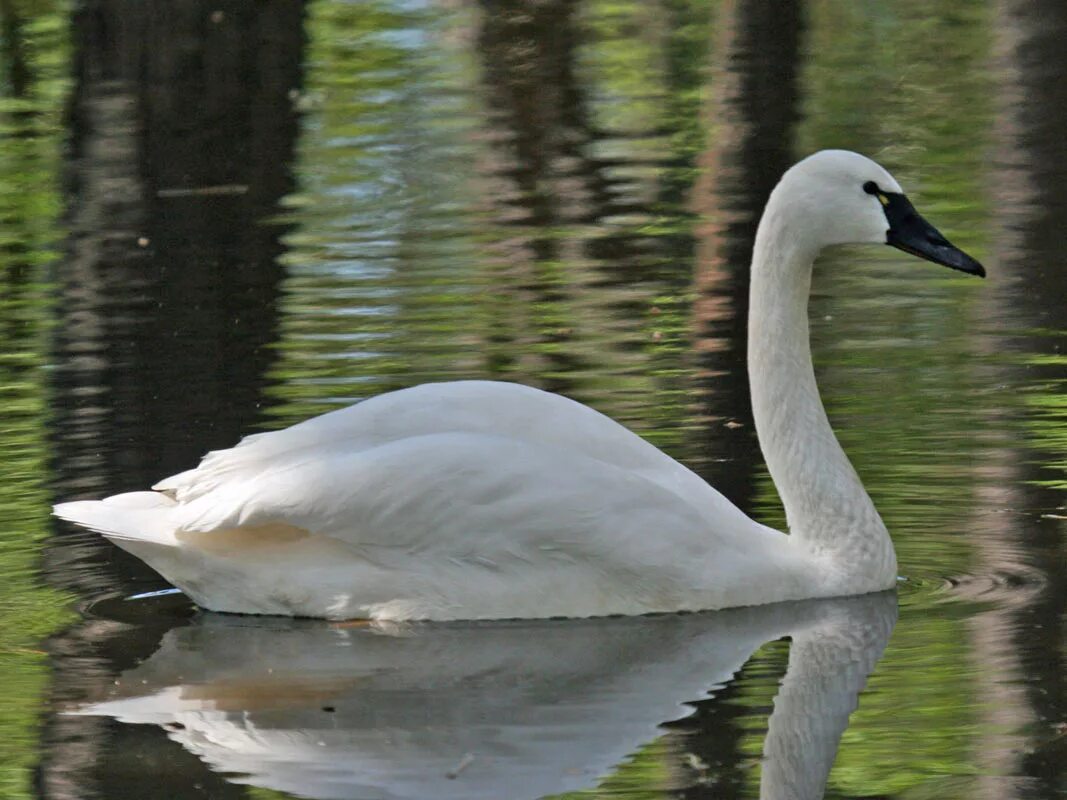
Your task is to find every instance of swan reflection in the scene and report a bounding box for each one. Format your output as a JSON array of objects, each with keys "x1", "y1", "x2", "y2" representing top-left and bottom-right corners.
[{"x1": 76, "y1": 592, "x2": 895, "y2": 799}]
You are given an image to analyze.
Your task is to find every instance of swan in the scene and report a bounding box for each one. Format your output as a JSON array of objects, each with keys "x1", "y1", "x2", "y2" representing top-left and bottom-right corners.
[{"x1": 53, "y1": 150, "x2": 984, "y2": 621}]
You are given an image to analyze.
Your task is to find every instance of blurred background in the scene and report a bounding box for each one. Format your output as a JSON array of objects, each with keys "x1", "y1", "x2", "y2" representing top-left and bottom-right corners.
[{"x1": 1, "y1": 0, "x2": 1066, "y2": 797}]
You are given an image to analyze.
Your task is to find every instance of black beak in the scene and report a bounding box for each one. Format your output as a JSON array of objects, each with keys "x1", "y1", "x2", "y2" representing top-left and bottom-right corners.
[{"x1": 882, "y1": 192, "x2": 985, "y2": 277}]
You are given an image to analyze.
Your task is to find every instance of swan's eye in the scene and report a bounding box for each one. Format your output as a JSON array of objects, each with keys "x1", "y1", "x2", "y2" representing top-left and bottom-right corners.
[{"x1": 862, "y1": 181, "x2": 890, "y2": 206}]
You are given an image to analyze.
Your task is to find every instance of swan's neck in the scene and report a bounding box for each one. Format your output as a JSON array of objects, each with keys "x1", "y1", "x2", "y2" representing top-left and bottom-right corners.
[{"x1": 747, "y1": 196, "x2": 896, "y2": 583}]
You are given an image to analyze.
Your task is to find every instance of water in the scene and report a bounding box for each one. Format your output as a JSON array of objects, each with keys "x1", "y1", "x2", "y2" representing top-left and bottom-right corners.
[{"x1": 1, "y1": 0, "x2": 1065, "y2": 797}]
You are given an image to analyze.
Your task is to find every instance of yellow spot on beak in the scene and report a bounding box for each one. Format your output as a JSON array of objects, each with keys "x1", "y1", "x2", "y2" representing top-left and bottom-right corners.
[{"x1": 878, "y1": 194, "x2": 890, "y2": 206}]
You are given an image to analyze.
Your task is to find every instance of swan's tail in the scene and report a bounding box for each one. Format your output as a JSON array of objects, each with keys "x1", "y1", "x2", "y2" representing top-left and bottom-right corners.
[{"x1": 53, "y1": 492, "x2": 180, "y2": 547}]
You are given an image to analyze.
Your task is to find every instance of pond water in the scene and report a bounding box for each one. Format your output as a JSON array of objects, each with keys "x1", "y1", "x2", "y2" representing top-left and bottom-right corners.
[{"x1": 1, "y1": 0, "x2": 1066, "y2": 798}]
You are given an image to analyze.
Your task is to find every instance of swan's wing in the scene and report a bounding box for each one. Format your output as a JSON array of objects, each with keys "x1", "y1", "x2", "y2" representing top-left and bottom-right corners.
[
  {"x1": 176, "y1": 431, "x2": 716, "y2": 557},
  {"x1": 155, "y1": 382, "x2": 718, "y2": 508},
  {"x1": 165, "y1": 432, "x2": 783, "y2": 618}
]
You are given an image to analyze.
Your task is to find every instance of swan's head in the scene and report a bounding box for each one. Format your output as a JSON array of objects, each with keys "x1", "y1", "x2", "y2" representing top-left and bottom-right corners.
[{"x1": 775, "y1": 150, "x2": 985, "y2": 277}]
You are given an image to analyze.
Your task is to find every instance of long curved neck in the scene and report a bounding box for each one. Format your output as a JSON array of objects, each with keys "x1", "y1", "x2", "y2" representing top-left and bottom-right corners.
[{"x1": 747, "y1": 192, "x2": 895, "y2": 580}]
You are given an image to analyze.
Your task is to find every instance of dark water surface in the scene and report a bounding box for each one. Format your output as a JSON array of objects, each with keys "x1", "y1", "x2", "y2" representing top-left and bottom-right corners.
[{"x1": 1, "y1": 0, "x2": 1066, "y2": 798}]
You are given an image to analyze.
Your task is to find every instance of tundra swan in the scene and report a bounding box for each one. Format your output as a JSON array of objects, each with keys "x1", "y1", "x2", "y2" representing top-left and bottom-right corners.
[{"x1": 54, "y1": 150, "x2": 984, "y2": 620}]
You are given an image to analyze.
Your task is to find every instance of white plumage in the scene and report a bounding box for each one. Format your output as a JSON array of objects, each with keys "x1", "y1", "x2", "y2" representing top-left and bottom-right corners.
[{"x1": 54, "y1": 150, "x2": 982, "y2": 620}]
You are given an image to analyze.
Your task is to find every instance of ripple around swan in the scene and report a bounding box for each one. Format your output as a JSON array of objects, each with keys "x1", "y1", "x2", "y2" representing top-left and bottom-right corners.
[
  {"x1": 83, "y1": 588, "x2": 196, "y2": 626},
  {"x1": 897, "y1": 565, "x2": 1048, "y2": 610}
]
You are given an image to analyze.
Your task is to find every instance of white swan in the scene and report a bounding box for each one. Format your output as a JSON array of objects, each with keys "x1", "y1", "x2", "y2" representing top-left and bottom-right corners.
[{"x1": 54, "y1": 150, "x2": 984, "y2": 621}]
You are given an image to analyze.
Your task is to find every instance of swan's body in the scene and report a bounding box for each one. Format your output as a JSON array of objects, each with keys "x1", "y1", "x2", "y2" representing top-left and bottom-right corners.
[
  {"x1": 54, "y1": 150, "x2": 983, "y2": 620},
  {"x1": 62, "y1": 381, "x2": 817, "y2": 619}
]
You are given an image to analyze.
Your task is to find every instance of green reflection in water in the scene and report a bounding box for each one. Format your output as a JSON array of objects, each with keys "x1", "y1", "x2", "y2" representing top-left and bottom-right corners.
[
  {"x1": 545, "y1": 742, "x2": 672, "y2": 800},
  {"x1": 270, "y1": 0, "x2": 712, "y2": 458},
  {"x1": 1022, "y1": 345, "x2": 1067, "y2": 491},
  {"x1": 802, "y1": 7, "x2": 994, "y2": 554},
  {"x1": 1, "y1": 0, "x2": 1052, "y2": 797},
  {"x1": 0, "y1": 1, "x2": 75, "y2": 796},
  {"x1": 834, "y1": 607, "x2": 983, "y2": 795},
  {"x1": 796, "y1": 1, "x2": 995, "y2": 795},
  {"x1": 267, "y1": 0, "x2": 486, "y2": 425},
  {"x1": 246, "y1": 787, "x2": 301, "y2": 800}
]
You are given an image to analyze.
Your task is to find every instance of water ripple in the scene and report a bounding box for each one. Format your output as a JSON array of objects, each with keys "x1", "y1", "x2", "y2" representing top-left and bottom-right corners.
[{"x1": 899, "y1": 565, "x2": 1048, "y2": 609}]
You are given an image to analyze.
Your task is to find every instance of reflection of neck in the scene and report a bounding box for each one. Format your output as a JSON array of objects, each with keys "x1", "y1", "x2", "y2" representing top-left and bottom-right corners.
[
  {"x1": 748, "y1": 192, "x2": 896, "y2": 588},
  {"x1": 759, "y1": 600, "x2": 896, "y2": 800}
]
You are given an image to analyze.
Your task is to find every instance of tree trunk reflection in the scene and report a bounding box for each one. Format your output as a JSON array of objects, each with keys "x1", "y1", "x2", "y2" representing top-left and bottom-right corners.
[{"x1": 42, "y1": 2, "x2": 306, "y2": 797}]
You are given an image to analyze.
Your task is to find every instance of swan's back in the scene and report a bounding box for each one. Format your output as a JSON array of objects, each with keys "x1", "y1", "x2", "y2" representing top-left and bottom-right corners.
[{"x1": 157, "y1": 381, "x2": 728, "y2": 512}]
